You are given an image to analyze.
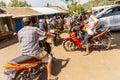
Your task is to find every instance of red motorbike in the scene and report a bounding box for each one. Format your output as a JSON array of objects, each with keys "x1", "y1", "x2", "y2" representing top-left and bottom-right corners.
[{"x1": 63, "y1": 26, "x2": 111, "y2": 51}]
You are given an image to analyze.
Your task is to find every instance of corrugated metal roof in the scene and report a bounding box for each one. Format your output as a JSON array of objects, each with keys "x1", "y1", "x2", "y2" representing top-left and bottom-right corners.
[
  {"x1": 31, "y1": 7, "x2": 61, "y2": 15},
  {"x1": 1, "y1": 7, "x2": 41, "y2": 18},
  {"x1": 48, "y1": 6, "x2": 68, "y2": 13}
]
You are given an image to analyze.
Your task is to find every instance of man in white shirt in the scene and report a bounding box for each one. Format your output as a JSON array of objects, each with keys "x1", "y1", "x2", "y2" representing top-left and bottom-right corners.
[{"x1": 83, "y1": 9, "x2": 99, "y2": 56}]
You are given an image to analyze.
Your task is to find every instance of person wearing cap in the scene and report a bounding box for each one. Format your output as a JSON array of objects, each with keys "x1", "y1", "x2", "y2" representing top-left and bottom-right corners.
[
  {"x1": 18, "y1": 17, "x2": 58, "y2": 80},
  {"x1": 83, "y1": 9, "x2": 99, "y2": 56}
]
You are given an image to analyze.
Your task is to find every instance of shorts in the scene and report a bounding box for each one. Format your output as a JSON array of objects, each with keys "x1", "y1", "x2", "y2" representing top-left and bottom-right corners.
[
  {"x1": 84, "y1": 32, "x2": 92, "y2": 45},
  {"x1": 34, "y1": 51, "x2": 52, "y2": 63}
]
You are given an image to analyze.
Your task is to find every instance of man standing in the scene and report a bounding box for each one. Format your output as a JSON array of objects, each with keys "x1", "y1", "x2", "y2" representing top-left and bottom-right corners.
[
  {"x1": 83, "y1": 10, "x2": 99, "y2": 56},
  {"x1": 39, "y1": 19, "x2": 46, "y2": 32},
  {"x1": 18, "y1": 17, "x2": 58, "y2": 80}
]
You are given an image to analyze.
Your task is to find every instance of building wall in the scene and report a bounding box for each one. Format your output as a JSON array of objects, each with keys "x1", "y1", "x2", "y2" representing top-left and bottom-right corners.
[{"x1": 0, "y1": 17, "x2": 15, "y2": 40}]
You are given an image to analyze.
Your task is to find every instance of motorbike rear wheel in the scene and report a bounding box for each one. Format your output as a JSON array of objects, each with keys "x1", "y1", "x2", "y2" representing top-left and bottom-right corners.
[
  {"x1": 12, "y1": 70, "x2": 34, "y2": 80},
  {"x1": 99, "y1": 35, "x2": 111, "y2": 50},
  {"x1": 7, "y1": 76, "x2": 13, "y2": 80},
  {"x1": 6, "y1": 70, "x2": 22, "y2": 80},
  {"x1": 63, "y1": 40, "x2": 76, "y2": 51}
]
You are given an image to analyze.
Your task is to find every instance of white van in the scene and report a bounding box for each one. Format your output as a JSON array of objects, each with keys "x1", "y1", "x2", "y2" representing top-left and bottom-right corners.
[{"x1": 95, "y1": 5, "x2": 120, "y2": 30}]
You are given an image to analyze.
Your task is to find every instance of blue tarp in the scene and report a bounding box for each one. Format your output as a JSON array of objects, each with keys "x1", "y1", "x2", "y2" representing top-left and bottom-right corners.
[{"x1": 15, "y1": 19, "x2": 23, "y2": 33}]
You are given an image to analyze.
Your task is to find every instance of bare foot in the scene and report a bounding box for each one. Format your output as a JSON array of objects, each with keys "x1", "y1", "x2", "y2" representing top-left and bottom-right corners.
[{"x1": 83, "y1": 52, "x2": 90, "y2": 56}]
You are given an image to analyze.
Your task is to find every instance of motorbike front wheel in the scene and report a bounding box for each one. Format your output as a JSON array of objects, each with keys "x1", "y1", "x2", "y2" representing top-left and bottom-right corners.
[{"x1": 63, "y1": 40, "x2": 76, "y2": 51}]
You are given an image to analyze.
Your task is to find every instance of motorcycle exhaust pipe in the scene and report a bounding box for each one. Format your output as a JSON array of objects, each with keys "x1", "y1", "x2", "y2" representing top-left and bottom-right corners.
[{"x1": 91, "y1": 44, "x2": 103, "y2": 46}]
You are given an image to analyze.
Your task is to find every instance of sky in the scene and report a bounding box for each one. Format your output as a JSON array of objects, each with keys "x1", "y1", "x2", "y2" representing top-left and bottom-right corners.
[{"x1": 0, "y1": 0, "x2": 90, "y2": 8}]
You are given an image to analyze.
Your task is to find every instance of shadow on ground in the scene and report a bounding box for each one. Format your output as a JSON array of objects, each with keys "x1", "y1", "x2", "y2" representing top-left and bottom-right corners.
[
  {"x1": 55, "y1": 38, "x2": 64, "y2": 46},
  {"x1": 39, "y1": 58, "x2": 71, "y2": 80}
]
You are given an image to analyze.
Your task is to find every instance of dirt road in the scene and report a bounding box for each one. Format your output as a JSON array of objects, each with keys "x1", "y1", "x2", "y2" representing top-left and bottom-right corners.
[{"x1": 0, "y1": 32, "x2": 120, "y2": 80}]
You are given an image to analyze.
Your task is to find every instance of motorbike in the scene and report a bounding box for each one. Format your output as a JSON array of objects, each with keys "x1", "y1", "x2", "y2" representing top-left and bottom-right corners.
[
  {"x1": 4, "y1": 38, "x2": 52, "y2": 80},
  {"x1": 49, "y1": 28, "x2": 61, "y2": 46},
  {"x1": 63, "y1": 25, "x2": 112, "y2": 51}
]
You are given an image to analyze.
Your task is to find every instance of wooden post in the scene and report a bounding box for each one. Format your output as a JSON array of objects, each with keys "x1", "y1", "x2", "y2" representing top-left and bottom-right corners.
[{"x1": 10, "y1": 17, "x2": 15, "y2": 32}]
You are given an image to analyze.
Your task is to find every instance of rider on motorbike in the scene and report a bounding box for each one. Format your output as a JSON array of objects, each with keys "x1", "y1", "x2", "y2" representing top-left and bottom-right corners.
[
  {"x1": 83, "y1": 9, "x2": 99, "y2": 56},
  {"x1": 18, "y1": 17, "x2": 58, "y2": 80}
]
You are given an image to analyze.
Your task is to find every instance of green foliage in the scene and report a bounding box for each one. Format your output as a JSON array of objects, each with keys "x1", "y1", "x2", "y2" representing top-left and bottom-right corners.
[
  {"x1": 0, "y1": 1, "x2": 6, "y2": 7},
  {"x1": 68, "y1": 2, "x2": 85, "y2": 16},
  {"x1": 9, "y1": 0, "x2": 31, "y2": 7},
  {"x1": 116, "y1": 1, "x2": 120, "y2": 4},
  {"x1": 18, "y1": 1, "x2": 31, "y2": 7},
  {"x1": 8, "y1": 0, "x2": 18, "y2": 7}
]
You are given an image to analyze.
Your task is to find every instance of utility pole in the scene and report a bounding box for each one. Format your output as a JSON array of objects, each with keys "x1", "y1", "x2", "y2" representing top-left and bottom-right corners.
[
  {"x1": 2, "y1": 0, "x2": 3, "y2": 7},
  {"x1": 78, "y1": 0, "x2": 80, "y2": 4}
]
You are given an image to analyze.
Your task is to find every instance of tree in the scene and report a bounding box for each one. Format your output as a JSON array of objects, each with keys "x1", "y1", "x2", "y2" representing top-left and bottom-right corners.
[
  {"x1": 68, "y1": 2, "x2": 77, "y2": 12},
  {"x1": 115, "y1": 0, "x2": 120, "y2": 4},
  {"x1": 18, "y1": 1, "x2": 31, "y2": 7},
  {"x1": 68, "y1": 2, "x2": 85, "y2": 16},
  {"x1": 0, "y1": 1, "x2": 6, "y2": 7},
  {"x1": 9, "y1": 0, "x2": 31, "y2": 7},
  {"x1": 8, "y1": 0, "x2": 18, "y2": 7},
  {"x1": 94, "y1": 0, "x2": 100, "y2": 5},
  {"x1": 46, "y1": 3, "x2": 52, "y2": 7}
]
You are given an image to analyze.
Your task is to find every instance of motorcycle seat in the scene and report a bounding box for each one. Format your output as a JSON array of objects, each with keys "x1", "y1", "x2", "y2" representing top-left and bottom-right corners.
[{"x1": 8, "y1": 55, "x2": 40, "y2": 65}]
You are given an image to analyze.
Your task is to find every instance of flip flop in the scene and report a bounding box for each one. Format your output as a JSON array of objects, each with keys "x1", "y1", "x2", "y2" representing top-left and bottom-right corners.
[{"x1": 48, "y1": 77, "x2": 58, "y2": 80}]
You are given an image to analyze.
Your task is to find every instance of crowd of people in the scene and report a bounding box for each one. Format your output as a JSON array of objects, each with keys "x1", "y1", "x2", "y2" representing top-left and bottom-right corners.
[
  {"x1": 17, "y1": 9, "x2": 99, "y2": 80},
  {"x1": 37, "y1": 13, "x2": 87, "y2": 33},
  {"x1": 38, "y1": 15, "x2": 65, "y2": 32}
]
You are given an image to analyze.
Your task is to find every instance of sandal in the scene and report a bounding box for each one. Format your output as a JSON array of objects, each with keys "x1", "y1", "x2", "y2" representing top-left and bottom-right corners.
[{"x1": 48, "y1": 77, "x2": 58, "y2": 80}]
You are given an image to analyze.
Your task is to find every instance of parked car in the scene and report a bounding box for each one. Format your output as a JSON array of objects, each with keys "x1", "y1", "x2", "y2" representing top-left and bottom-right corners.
[{"x1": 95, "y1": 5, "x2": 120, "y2": 30}]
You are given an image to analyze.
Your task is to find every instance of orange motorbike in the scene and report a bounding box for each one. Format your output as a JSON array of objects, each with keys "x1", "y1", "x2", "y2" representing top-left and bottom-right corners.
[
  {"x1": 63, "y1": 25, "x2": 112, "y2": 51},
  {"x1": 4, "y1": 39, "x2": 52, "y2": 80}
]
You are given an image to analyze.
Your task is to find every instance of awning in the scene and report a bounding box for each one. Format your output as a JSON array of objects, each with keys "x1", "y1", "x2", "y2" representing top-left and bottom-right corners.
[
  {"x1": 31, "y1": 7, "x2": 61, "y2": 15},
  {"x1": 0, "y1": 14, "x2": 12, "y2": 18},
  {"x1": 48, "y1": 6, "x2": 68, "y2": 13},
  {"x1": 1, "y1": 7, "x2": 41, "y2": 18}
]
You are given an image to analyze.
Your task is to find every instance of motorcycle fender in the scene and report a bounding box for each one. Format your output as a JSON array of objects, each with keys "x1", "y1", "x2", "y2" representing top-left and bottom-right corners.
[{"x1": 64, "y1": 37, "x2": 71, "y2": 40}]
